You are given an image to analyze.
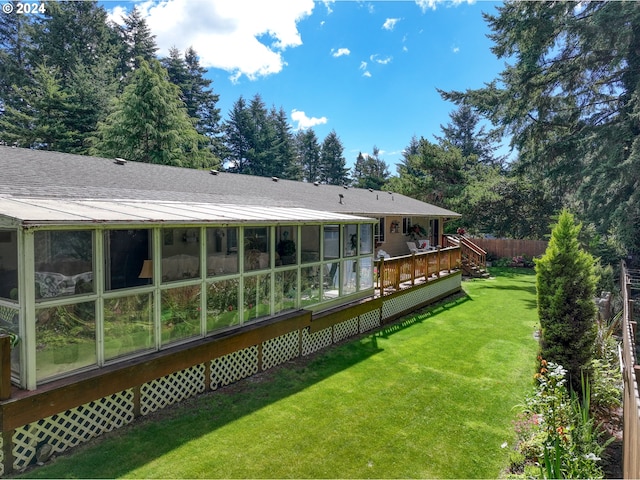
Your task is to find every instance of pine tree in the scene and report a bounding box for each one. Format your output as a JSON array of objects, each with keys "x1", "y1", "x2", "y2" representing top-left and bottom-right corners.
[
  {"x1": 269, "y1": 106, "x2": 299, "y2": 180},
  {"x1": 223, "y1": 96, "x2": 252, "y2": 173},
  {"x1": 441, "y1": 1, "x2": 640, "y2": 253},
  {"x1": 351, "y1": 146, "x2": 390, "y2": 190},
  {"x1": 319, "y1": 130, "x2": 349, "y2": 185},
  {"x1": 536, "y1": 210, "x2": 597, "y2": 393},
  {"x1": 119, "y1": 6, "x2": 157, "y2": 75},
  {"x1": 295, "y1": 129, "x2": 321, "y2": 183},
  {"x1": 93, "y1": 59, "x2": 210, "y2": 167},
  {"x1": 0, "y1": 64, "x2": 73, "y2": 149},
  {"x1": 0, "y1": 3, "x2": 34, "y2": 115}
]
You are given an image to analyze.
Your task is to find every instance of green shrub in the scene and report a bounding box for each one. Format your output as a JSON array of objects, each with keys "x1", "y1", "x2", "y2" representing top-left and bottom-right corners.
[{"x1": 535, "y1": 210, "x2": 597, "y2": 393}]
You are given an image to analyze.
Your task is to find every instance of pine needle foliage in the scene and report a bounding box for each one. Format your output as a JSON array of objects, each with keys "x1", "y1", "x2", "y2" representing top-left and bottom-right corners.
[{"x1": 535, "y1": 210, "x2": 597, "y2": 394}]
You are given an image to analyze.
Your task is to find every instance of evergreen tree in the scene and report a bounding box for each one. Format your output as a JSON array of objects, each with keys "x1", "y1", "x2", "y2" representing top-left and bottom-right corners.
[
  {"x1": 0, "y1": 3, "x2": 34, "y2": 115},
  {"x1": 223, "y1": 96, "x2": 252, "y2": 173},
  {"x1": 93, "y1": 59, "x2": 212, "y2": 167},
  {"x1": 435, "y1": 104, "x2": 501, "y2": 167},
  {"x1": 162, "y1": 46, "x2": 223, "y2": 164},
  {"x1": 295, "y1": 129, "x2": 321, "y2": 183},
  {"x1": 119, "y1": 6, "x2": 157, "y2": 75},
  {"x1": 535, "y1": 210, "x2": 597, "y2": 393},
  {"x1": 388, "y1": 138, "x2": 464, "y2": 208},
  {"x1": 269, "y1": 106, "x2": 299, "y2": 180},
  {"x1": 351, "y1": 146, "x2": 390, "y2": 190},
  {"x1": 319, "y1": 130, "x2": 349, "y2": 185},
  {"x1": 441, "y1": 1, "x2": 640, "y2": 253}
]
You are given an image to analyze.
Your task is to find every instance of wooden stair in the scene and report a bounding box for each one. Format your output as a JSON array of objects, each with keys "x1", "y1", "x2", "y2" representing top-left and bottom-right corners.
[{"x1": 444, "y1": 235, "x2": 490, "y2": 278}]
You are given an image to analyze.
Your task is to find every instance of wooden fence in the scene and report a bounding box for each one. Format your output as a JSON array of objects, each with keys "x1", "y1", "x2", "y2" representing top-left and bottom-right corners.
[
  {"x1": 622, "y1": 261, "x2": 640, "y2": 478},
  {"x1": 469, "y1": 238, "x2": 548, "y2": 260}
]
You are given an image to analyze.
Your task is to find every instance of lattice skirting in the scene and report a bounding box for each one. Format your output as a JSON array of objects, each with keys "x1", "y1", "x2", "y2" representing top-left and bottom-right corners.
[
  {"x1": 140, "y1": 364, "x2": 206, "y2": 416},
  {"x1": 359, "y1": 309, "x2": 381, "y2": 333},
  {"x1": 262, "y1": 330, "x2": 300, "y2": 370},
  {"x1": 334, "y1": 317, "x2": 359, "y2": 343},
  {"x1": 210, "y1": 345, "x2": 259, "y2": 390},
  {"x1": 12, "y1": 390, "x2": 135, "y2": 471},
  {"x1": 301, "y1": 327, "x2": 332, "y2": 356},
  {"x1": 0, "y1": 433, "x2": 4, "y2": 477},
  {"x1": 382, "y1": 274, "x2": 461, "y2": 320}
]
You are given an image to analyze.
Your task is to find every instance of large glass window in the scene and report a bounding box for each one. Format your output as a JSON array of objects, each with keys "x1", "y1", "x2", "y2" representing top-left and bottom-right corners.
[
  {"x1": 161, "y1": 285, "x2": 201, "y2": 345},
  {"x1": 359, "y1": 257, "x2": 374, "y2": 290},
  {"x1": 274, "y1": 269, "x2": 297, "y2": 314},
  {"x1": 342, "y1": 259, "x2": 357, "y2": 295},
  {"x1": 343, "y1": 224, "x2": 358, "y2": 257},
  {"x1": 374, "y1": 218, "x2": 385, "y2": 244},
  {"x1": 360, "y1": 224, "x2": 373, "y2": 254},
  {"x1": 0, "y1": 230, "x2": 18, "y2": 301},
  {"x1": 300, "y1": 225, "x2": 320, "y2": 263},
  {"x1": 323, "y1": 225, "x2": 339, "y2": 260},
  {"x1": 105, "y1": 229, "x2": 152, "y2": 290},
  {"x1": 244, "y1": 227, "x2": 269, "y2": 271},
  {"x1": 35, "y1": 301, "x2": 96, "y2": 381},
  {"x1": 323, "y1": 261, "x2": 340, "y2": 299},
  {"x1": 206, "y1": 227, "x2": 238, "y2": 275},
  {"x1": 275, "y1": 226, "x2": 297, "y2": 266},
  {"x1": 207, "y1": 279, "x2": 240, "y2": 333},
  {"x1": 162, "y1": 227, "x2": 201, "y2": 282},
  {"x1": 0, "y1": 306, "x2": 20, "y2": 378},
  {"x1": 104, "y1": 293, "x2": 154, "y2": 360},
  {"x1": 300, "y1": 265, "x2": 321, "y2": 307},
  {"x1": 244, "y1": 273, "x2": 271, "y2": 321},
  {"x1": 35, "y1": 230, "x2": 93, "y2": 299}
]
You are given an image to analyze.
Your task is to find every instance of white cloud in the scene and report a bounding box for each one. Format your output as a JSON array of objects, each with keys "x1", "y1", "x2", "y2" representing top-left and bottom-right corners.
[
  {"x1": 359, "y1": 61, "x2": 371, "y2": 77},
  {"x1": 106, "y1": 5, "x2": 127, "y2": 25},
  {"x1": 115, "y1": 0, "x2": 315, "y2": 82},
  {"x1": 370, "y1": 54, "x2": 392, "y2": 65},
  {"x1": 415, "y1": 0, "x2": 475, "y2": 12},
  {"x1": 291, "y1": 109, "x2": 328, "y2": 130},
  {"x1": 331, "y1": 48, "x2": 351, "y2": 58},
  {"x1": 452, "y1": 46, "x2": 460, "y2": 53},
  {"x1": 382, "y1": 18, "x2": 401, "y2": 31}
]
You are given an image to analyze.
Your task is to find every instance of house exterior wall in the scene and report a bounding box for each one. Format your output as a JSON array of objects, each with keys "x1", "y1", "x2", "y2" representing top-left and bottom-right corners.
[
  {"x1": 375, "y1": 216, "x2": 444, "y2": 257},
  {"x1": 0, "y1": 272, "x2": 461, "y2": 475}
]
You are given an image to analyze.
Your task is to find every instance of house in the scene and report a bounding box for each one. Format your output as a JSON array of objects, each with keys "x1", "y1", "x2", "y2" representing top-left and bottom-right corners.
[{"x1": 0, "y1": 147, "x2": 462, "y2": 474}]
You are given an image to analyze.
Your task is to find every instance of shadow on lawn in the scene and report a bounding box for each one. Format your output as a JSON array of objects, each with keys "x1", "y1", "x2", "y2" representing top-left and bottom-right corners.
[{"x1": 16, "y1": 293, "x2": 477, "y2": 479}]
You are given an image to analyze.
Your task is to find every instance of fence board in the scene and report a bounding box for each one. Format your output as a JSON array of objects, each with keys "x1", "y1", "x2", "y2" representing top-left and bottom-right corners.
[{"x1": 469, "y1": 238, "x2": 548, "y2": 260}]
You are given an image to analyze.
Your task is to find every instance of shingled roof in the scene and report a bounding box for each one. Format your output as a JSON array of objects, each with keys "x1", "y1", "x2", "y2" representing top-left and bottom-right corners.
[{"x1": 0, "y1": 146, "x2": 460, "y2": 220}]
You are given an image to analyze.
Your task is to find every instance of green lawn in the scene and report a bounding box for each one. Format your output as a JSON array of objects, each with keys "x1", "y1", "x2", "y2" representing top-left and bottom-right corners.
[{"x1": 19, "y1": 268, "x2": 539, "y2": 479}]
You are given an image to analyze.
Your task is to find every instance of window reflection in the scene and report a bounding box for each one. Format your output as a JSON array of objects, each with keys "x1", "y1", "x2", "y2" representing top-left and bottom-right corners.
[
  {"x1": 162, "y1": 227, "x2": 201, "y2": 282},
  {"x1": 35, "y1": 230, "x2": 93, "y2": 298},
  {"x1": 206, "y1": 227, "x2": 238, "y2": 275},
  {"x1": 275, "y1": 226, "x2": 297, "y2": 266},
  {"x1": 104, "y1": 293, "x2": 154, "y2": 360},
  {"x1": 0, "y1": 230, "x2": 18, "y2": 301},
  {"x1": 244, "y1": 227, "x2": 269, "y2": 271},
  {"x1": 105, "y1": 229, "x2": 151, "y2": 290}
]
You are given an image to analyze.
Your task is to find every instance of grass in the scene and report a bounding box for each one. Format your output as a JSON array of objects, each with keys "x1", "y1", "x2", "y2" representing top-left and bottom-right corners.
[{"x1": 17, "y1": 267, "x2": 539, "y2": 479}]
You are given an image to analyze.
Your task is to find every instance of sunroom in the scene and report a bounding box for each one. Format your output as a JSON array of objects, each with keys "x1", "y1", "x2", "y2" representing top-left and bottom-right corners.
[{"x1": 0, "y1": 198, "x2": 376, "y2": 391}]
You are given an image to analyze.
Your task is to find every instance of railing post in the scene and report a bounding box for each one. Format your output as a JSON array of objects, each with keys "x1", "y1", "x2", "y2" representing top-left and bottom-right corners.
[
  {"x1": 0, "y1": 335, "x2": 11, "y2": 400},
  {"x1": 436, "y1": 247, "x2": 441, "y2": 278},
  {"x1": 411, "y1": 253, "x2": 416, "y2": 285},
  {"x1": 379, "y1": 257, "x2": 385, "y2": 297}
]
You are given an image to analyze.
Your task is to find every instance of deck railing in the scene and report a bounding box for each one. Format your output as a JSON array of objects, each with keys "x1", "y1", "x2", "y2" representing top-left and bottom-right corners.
[
  {"x1": 375, "y1": 246, "x2": 461, "y2": 296},
  {"x1": 622, "y1": 261, "x2": 640, "y2": 478}
]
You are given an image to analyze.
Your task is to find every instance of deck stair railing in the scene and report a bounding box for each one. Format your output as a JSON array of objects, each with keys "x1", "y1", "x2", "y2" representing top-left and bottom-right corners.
[{"x1": 444, "y1": 235, "x2": 488, "y2": 278}]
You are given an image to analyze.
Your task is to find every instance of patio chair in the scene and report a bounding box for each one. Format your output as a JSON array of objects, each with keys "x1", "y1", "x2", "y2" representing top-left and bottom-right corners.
[{"x1": 406, "y1": 241, "x2": 428, "y2": 254}]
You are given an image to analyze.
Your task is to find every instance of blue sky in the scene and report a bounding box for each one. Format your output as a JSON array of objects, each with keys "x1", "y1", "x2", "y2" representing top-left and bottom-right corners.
[{"x1": 105, "y1": 0, "x2": 505, "y2": 171}]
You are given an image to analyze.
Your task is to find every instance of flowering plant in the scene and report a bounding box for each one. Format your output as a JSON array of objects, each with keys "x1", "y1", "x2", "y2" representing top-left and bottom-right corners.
[{"x1": 406, "y1": 223, "x2": 427, "y2": 240}]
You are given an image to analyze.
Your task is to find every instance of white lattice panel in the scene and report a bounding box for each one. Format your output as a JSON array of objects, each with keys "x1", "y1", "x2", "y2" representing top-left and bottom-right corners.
[
  {"x1": 359, "y1": 309, "x2": 381, "y2": 333},
  {"x1": 0, "y1": 433, "x2": 4, "y2": 477},
  {"x1": 140, "y1": 364, "x2": 206, "y2": 416},
  {"x1": 211, "y1": 345, "x2": 259, "y2": 390},
  {"x1": 262, "y1": 330, "x2": 300, "y2": 370},
  {"x1": 12, "y1": 390, "x2": 134, "y2": 471},
  {"x1": 334, "y1": 317, "x2": 359, "y2": 343},
  {"x1": 382, "y1": 274, "x2": 460, "y2": 320},
  {"x1": 301, "y1": 327, "x2": 332, "y2": 356}
]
